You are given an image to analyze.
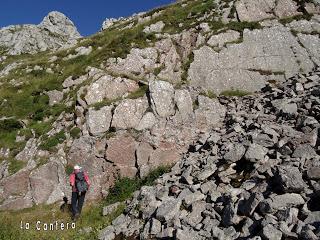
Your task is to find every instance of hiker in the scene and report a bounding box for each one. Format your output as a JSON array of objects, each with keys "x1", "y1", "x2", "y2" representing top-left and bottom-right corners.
[{"x1": 69, "y1": 165, "x2": 90, "y2": 220}]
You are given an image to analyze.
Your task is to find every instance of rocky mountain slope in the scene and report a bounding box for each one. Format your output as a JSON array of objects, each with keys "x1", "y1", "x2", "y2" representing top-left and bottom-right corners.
[
  {"x1": 99, "y1": 68, "x2": 320, "y2": 239},
  {"x1": 0, "y1": 11, "x2": 81, "y2": 55},
  {"x1": 0, "y1": 0, "x2": 319, "y2": 238}
]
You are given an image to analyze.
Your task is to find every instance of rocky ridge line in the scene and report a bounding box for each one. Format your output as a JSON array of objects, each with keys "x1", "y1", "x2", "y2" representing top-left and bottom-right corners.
[{"x1": 0, "y1": 11, "x2": 81, "y2": 55}]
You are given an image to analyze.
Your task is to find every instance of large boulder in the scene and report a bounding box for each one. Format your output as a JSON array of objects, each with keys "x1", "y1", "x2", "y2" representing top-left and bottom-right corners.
[
  {"x1": 84, "y1": 74, "x2": 139, "y2": 105},
  {"x1": 86, "y1": 106, "x2": 113, "y2": 136},
  {"x1": 0, "y1": 170, "x2": 33, "y2": 210},
  {"x1": 29, "y1": 161, "x2": 67, "y2": 205},
  {"x1": 149, "y1": 80, "x2": 175, "y2": 118},
  {"x1": 259, "y1": 193, "x2": 305, "y2": 213},
  {"x1": 274, "y1": 0, "x2": 301, "y2": 18},
  {"x1": 235, "y1": 0, "x2": 275, "y2": 22},
  {"x1": 0, "y1": 11, "x2": 81, "y2": 55},
  {"x1": 112, "y1": 97, "x2": 149, "y2": 130},
  {"x1": 149, "y1": 142, "x2": 181, "y2": 170},
  {"x1": 107, "y1": 47, "x2": 158, "y2": 78},
  {"x1": 106, "y1": 133, "x2": 137, "y2": 177},
  {"x1": 275, "y1": 165, "x2": 305, "y2": 193}
]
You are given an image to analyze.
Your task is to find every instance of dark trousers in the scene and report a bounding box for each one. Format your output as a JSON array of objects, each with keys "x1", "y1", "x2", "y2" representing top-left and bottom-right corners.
[{"x1": 71, "y1": 191, "x2": 86, "y2": 216}]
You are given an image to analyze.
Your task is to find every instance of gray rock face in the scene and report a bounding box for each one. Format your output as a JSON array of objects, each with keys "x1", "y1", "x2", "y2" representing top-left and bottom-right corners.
[
  {"x1": 136, "y1": 112, "x2": 157, "y2": 131},
  {"x1": 235, "y1": 0, "x2": 275, "y2": 22},
  {"x1": 99, "y1": 225, "x2": 115, "y2": 240},
  {"x1": 107, "y1": 47, "x2": 158, "y2": 78},
  {"x1": 207, "y1": 30, "x2": 241, "y2": 48},
  {"x1": 105, "y1": 133, "x2": 137, "y2": 178},
  {"x1": 304, "y1": 211, "x2": 320, "y2": 227},
  {"x1": 84, "y1": 74, "x2": 139, "y2": 105},
  {"x1": 86, "y1": 106, "x2": 113, "y2": 136},
  {"x1": 188, "y1": 26, "x2": 314, "y2": 94},
  {"x1": 274, "y1": 0, "x2": 301, "y2": 18},
  {"x1": 111, "y1": 97, "x2": 149, "y2": 130},
  {"x1": 149, "y1": 80, "x2": 175, "y2": 118},
  {"x1": 235, "y1": 0, "x2": 301, "y2": 22},
  {"x1": 29, "y1": 161, "x2": 67, "y2": 205},
  {"x1": 297, "y1": 33, "x2": 320, "y2": 67},
  {"x1": 0, "y1": 11, "x2": 81, "y2": 55}
]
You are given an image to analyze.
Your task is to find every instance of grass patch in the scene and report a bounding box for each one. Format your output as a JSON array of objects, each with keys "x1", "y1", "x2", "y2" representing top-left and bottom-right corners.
[
  {"x1": 0, "y1": 201, "x2": 124, "y2": 240},
  {"x1": 279, "y1": 13, "x2": 313, "y2": 25},
  {"x1": 105, "y1": 165, "x2": 171, "y2": 205},
  {"x1": 8, "y1": 158, "x2": 26, "y2": 175},
  {"x1": 220, "y1": 89, "x2": 251, "y2": 97},
  {"x1": 39, "y1": 130, "x2": 66, "y2": 151},
  {"x1": 65, "y1": 164, "x2": 74, "y2": 175},
  {"x1": 0, "y1": 118, "x2": 23, "y2": 132},
  {"x1": 227, "y1": 21, "x2": 262, "y2": 32},
  {"x1": 200, "y1": 89, "x2": 217, "y2": 99},
  {"x1": 92, "y1": 98, "x2": 117, "y2": 110},
  {"x1": 181, "y1": 53, "x2": 194, "y2": 85},
  {"x1": 127, "y1": 85, "x2": 148, "y2": 99},
  {"x1": 29, "y1": 121, "x2": 52, "y2": 137},
  {"x1": 70, "y1": 127, "x2": 81, "y2": 139}
]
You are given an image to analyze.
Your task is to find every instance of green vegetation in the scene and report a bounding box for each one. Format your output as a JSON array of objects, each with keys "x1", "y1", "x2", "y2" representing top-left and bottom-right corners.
[
  {"x1": 151, "y1": 0, "x2": 217, "y2": 33},
  {"x1": 0, "y1": 201, "x2": 124, "y2": 240},
  {"x1": 0, "y1": 118, "x2": 23, "y2": 132},
  {"x1": 279, "y1": 12, "x2": 313, "y2": 25},
  {"x1": 200, "y1": 90, "x2": 217, "y2": 99},
  {"x1": 227, "y1": 21, "x2": 262, "y2": 32},
  {"x1": 127, "y1": 85, "x2": 148, "y2": 99},
  {"x1": 39, "y1": 130, "x2": 66, "y2": 151},
  {"x1": 70, "y1": 127, "x2": 81, "y2": 139},
  {"x1": 0, "y1": 46, "x2": 8, "y2": 55},
  {"x1": 105, "y1": 165, "x2": 171, "y2": 205},
  {"x1": 92, "y1": 98, "x2": 117, "y2": 110},
  {"x1": 220, "y1": 89, "x2": 252, "y2": 97},
  {"x1": 8, "y1": 158, "x2": 26, "y2": 175},
  {"x1": 65, "y1": 164, "x2": 74, "y2": 175},
  {"x1": 36, "y1": 157, "x2": 48, "y2": 168},
  {"x1": 181, "y1": 53, "x2": 194, "y2": 85}
]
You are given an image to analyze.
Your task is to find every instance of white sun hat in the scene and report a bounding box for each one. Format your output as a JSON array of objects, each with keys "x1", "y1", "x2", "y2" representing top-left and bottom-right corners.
[{"x1": 74, "y1": 165, "x2": 82, "y2": 170}]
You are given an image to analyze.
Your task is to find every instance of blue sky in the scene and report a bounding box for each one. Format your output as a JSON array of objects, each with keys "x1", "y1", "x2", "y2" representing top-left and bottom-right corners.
[{"x1": 0, "y1": 0, "x2": 175, "y2": 36}]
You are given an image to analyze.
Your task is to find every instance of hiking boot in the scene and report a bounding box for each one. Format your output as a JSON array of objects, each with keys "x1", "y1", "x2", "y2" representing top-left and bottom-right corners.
[{"x1": 72, "y1": 212, "x2": 80, "y2": 221}]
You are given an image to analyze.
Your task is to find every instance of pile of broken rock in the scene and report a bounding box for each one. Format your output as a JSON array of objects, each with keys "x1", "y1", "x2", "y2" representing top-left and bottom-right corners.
[{"x1": 99, "y1": 68, "x2": 320, "y2": 240}]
